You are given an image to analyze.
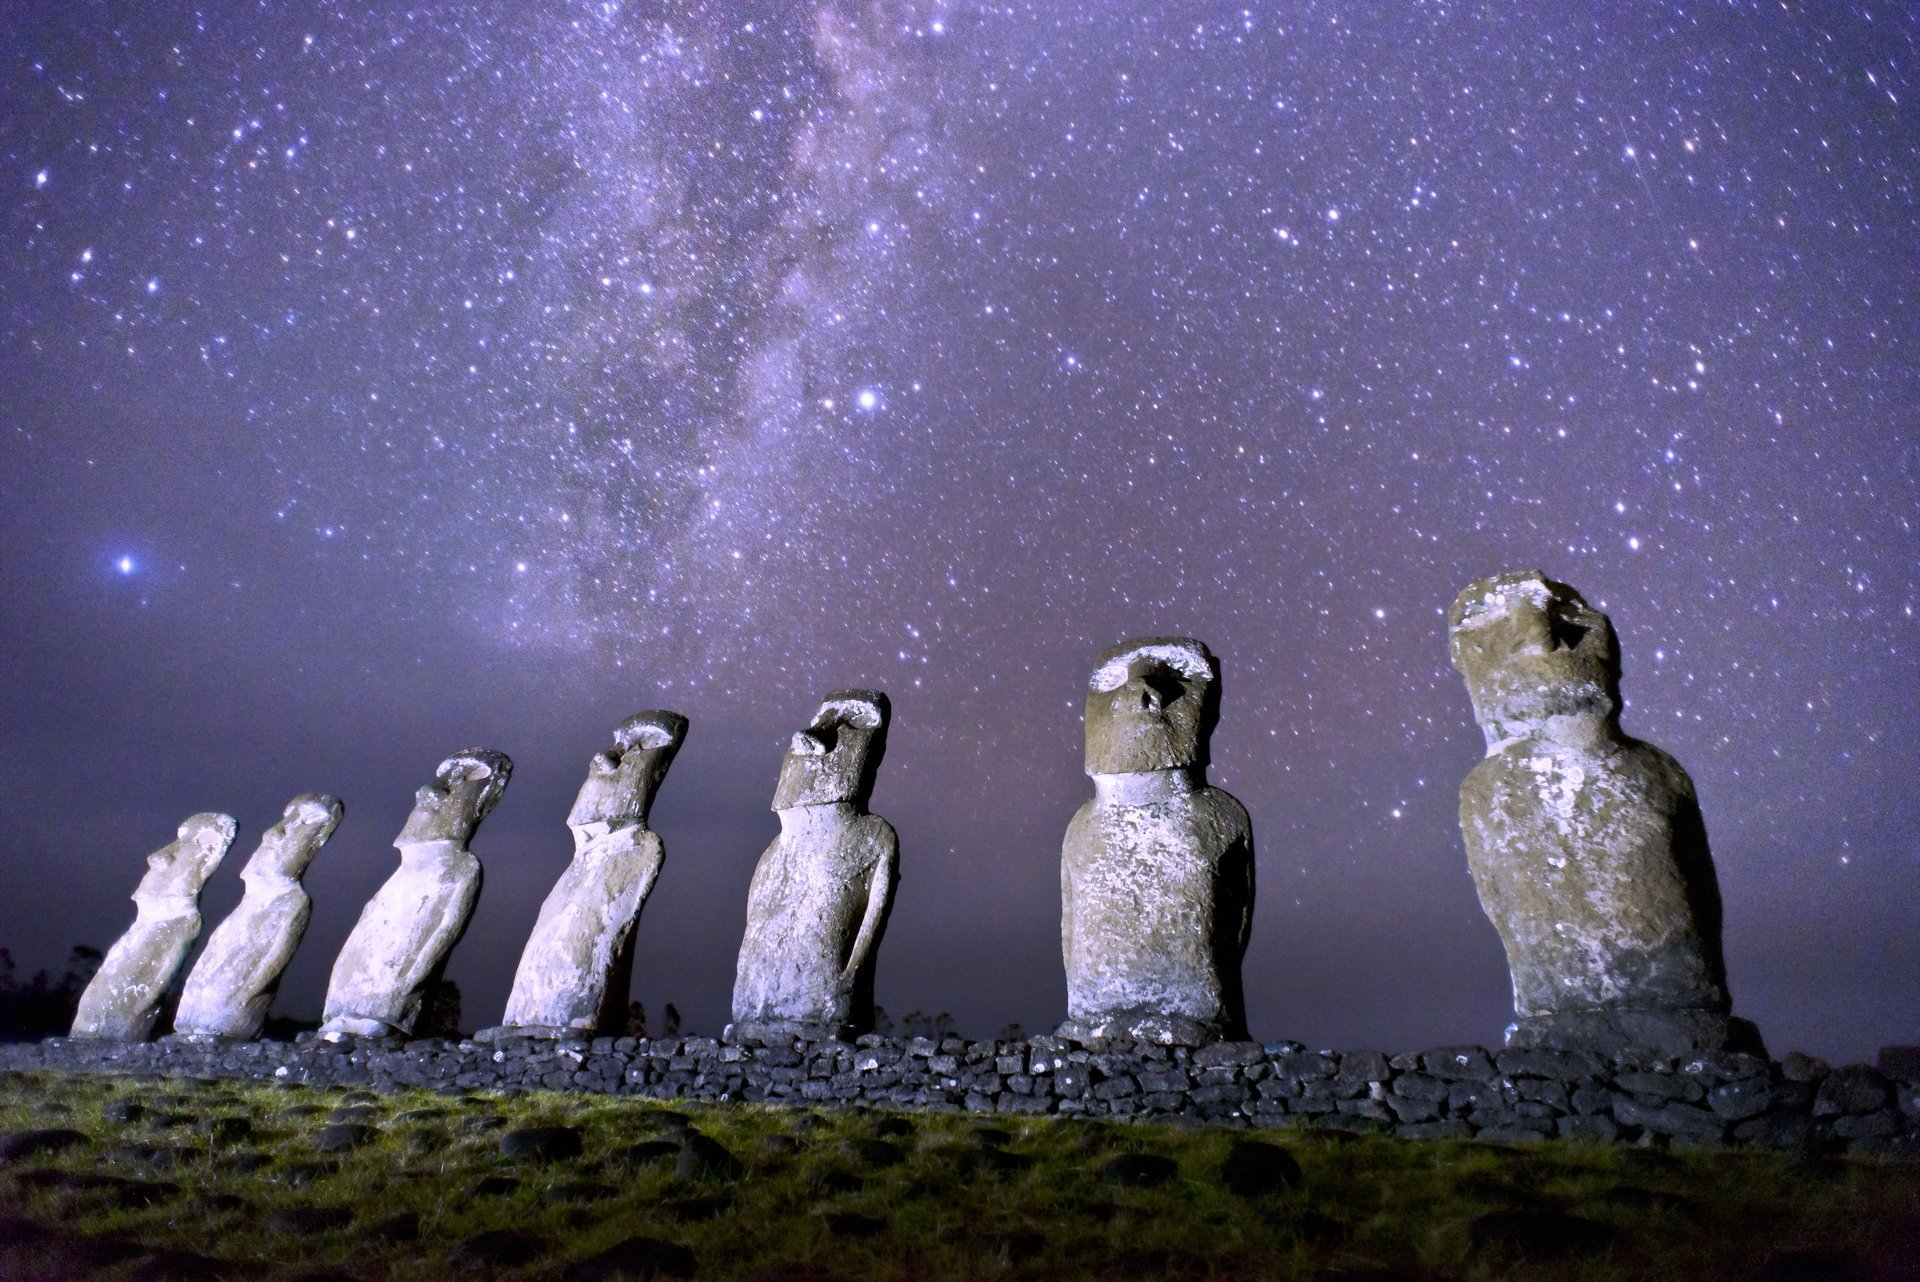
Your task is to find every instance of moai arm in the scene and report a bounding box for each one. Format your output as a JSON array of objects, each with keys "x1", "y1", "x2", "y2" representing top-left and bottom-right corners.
[{"x1": 842, "y1": 827, "x2": 898, "y2": 984}]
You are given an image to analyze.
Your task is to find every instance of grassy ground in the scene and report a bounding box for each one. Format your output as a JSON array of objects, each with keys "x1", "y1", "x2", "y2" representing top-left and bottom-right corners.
[{"x1": 0, "y1": 1069, "x2": 1914, "y2": 1281}]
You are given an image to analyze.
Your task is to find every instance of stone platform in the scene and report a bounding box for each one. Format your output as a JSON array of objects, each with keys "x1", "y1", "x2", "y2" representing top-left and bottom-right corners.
[{"x1": 5, "y1": 1034, "x2": 1916, "y2": 1158}]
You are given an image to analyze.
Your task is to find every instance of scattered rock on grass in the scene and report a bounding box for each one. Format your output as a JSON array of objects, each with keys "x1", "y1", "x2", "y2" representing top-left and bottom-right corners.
[
  {"x1": 448, "y1": 1229, "x2": 551, "y2": 1271},
  {"x1": 313, "y1": 1124, "x2": 375, "y2": 1152},
  {"x1": 676, "y1": 1134, "x2": 742, "y2": 1182},
  {"x1": 501, "y1": 1125, "x2": 584, "y2": 1162},
  {"x1": 563, "y1": 1234, "x2": 697, "y2": 1281},
  {"x1": 0, "y1": 1128, "x2": 89, "y2": 1161},
  {"x1": 1218, "y1": 1140, "x2": 1302, "y2": 1197},
  {"x1": 840, "y1": 1138, "x2": 905, "y2": 1168},
  {"x1": 621, "y1": 1140, "x2": 680, "y2": 1167}
]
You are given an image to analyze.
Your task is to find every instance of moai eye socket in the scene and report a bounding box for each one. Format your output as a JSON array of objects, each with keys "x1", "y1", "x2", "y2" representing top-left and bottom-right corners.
[{"x1": 1548, "y1": 612, "x2": 1591, "y2": 652}]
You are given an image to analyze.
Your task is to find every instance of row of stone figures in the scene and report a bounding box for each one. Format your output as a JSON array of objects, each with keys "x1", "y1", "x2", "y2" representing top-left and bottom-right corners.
[{"x1": 68, "y1": 569, "x2": 1765, "y2": 1059}]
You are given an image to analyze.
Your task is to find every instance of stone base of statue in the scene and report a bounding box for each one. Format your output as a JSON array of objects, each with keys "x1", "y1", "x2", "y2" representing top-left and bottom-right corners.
[
  {"x1": 724, "y1": 1019, "x2": 854, "y2": 1047},
  {"x1": 309, "y1": 1018, "x2": 409, "y2": 1044},
  {"x1": 1506, "y1": 1009, "x2": 1767, "y2": 1058},
  {"x1": 471, "y1": 1024, "x2": 593, "y2": 1044},
  {"x1": 1056, "y1": 1010, "x2": 1223, "y2": 1047}
]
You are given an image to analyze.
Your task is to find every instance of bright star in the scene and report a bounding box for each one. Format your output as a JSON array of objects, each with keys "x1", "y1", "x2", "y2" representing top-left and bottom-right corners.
[
  {"x1": 857, "y1": 388, "x2": 879, "y2": 410},
  {"x1": 116, "y1": 556, "x2": 134, "y2": 574}
]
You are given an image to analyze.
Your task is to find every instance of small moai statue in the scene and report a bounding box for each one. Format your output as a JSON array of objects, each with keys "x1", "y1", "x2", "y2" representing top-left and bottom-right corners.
[
  {"x1": 70, "y1": 812, "x2": 238, "y2": 1040},
  {"x1": 1449, "y1": 570, "x2": 1763, "y2": 1056},
  {"x1": 318, "y1": 749, "x2": 511, "y2": 1040},
  {"x1": 486, "y1": 711, "x2": 688, "y2": 1040},
  {"x1": 1058, "y1": 637, "x2": 1255, "y2": 1045},
  {"x1": 171, "y1": 794, "x2": 343, "y2": 1041},
  {"x1": 728, "y1": 691, "x2": 898, "y2": 1044}
]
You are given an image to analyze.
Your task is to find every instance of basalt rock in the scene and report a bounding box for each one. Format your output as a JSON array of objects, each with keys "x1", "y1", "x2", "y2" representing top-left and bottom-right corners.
[
  {"x1": 1449, "y1": 571, "x2": 1760, "y2": 1057},
  {"x1": 172, "y1": 795, "x2": 343, "y2": 1041},
  {"x1": 488, "y1": 712, "x2": 686, "y2": 1040},
  {"x1": 71, "y1": 813, "x2": 237, "y2": 1041},
  {"x1": 1059, "y1": 638, "x2": 1254, "y2": 1045},
  {"x1": 318, "y1": 750, "x2": 511, "y2": 1040},
  {"x1": 728, "y1": 692, "x2": 898, "y2": 1044}
]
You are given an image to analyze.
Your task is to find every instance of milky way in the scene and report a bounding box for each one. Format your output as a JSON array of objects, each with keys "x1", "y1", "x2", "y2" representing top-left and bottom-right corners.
[{"x1": 2, "y1": 2, "x2": 1914, "y2": 1058}]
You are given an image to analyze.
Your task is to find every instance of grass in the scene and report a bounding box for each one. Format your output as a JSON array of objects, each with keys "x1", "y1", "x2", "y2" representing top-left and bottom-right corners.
[{"x1": 0, "y1": 1068, "x2": 1914, "y2": 1280}]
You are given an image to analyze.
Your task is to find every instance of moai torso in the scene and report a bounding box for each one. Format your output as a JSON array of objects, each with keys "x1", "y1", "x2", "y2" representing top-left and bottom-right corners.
[
  {"x1": 1059, "y1": 638, "x2": 1254, "y2": 1046},
  {"x1": 320, "y1": 749, "x2": 510, "y2": 1040},
  {"x1": 496, "y1": 712, "x2": 686, "y2": 1038},
  {"x1": 729, "y1": 691, "x2": 897, "y2": 1043},
  {"x1": 174, "y1": 794, "x2": 342, "y2": 1041},
  {"x1": 1450, "y1": 571, "x2": 1756, "y2": 1056},
  {"x1": 71, "y1": 813, "x2": 237, "y2": 1040}
]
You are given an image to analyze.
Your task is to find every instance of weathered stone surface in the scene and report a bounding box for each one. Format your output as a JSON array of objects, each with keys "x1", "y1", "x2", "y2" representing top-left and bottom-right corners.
[
  {"x1": 1449, "y1": 571, "x2": 1759, "y2": 1057},
  {"x1": 1059, "y1": 638, "x2": 1254, "y2": 1046},
  {"x1": 72, "y1": 813, "x2": 237, "y2": 1041},
  {"x1": 319, "y1": 750, "x2": 511, "y2": 1040},
  {"x1": 494, "y1": 713, "x2": 687, "y2": 1039},
  {"x1": 1815, "y1": 1065, "x2": 1889, "y2": 1115},
  {"x1": 173, "y1": 796, "x2": 343, "y2": 1042},
  {"x1": 729, "y1": 692, "x2": 897, "y2": 1043}
]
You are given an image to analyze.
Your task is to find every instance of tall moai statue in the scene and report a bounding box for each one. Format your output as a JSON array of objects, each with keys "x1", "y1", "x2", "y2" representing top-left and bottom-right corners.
[
  {"x1": 490, "y1": 712, "x2": 688, "y2": 1039},
  {"x1": 319, "y1": 749, "x2": 511, "y2": 1040},
  {"x1": 1059, "y1": 637, "x2": 1255, "y2": 1045},
  {"x1": 1449, "y1": 570, "x2": 1762, "y2": 1056},
  {"x1": 71, "y1": 812, "x2": 238, "y2": 1040},
  {"x1": 728, "y1": 691, "x2": 898, "y2": 1043},
  {"x1": 172, "y1": 794, "x2": 343, "y2": 1041}
]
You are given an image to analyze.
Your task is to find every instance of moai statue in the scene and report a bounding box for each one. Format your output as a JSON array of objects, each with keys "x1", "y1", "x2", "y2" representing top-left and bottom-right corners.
[
  {"x1": 172, "y1": 794, "x2": 343, "y2": 1041},
  {"x1": 1449, "y1": 570, "x2": 1762, "y2": 1056},
  {"x1": 1058, "y1": 637, "x2": 1255, "y2": 1045},
  {"x1": 486, "y1": 711, "x2": 688, "y2": 1040},
  {"x1": 728, "y1": 691, "x2": 897, "y2": 1044},
  {"x1": 318, "y1": 749, "x2": 511, "y2": 1040},
  {"x1": 71, "y1": 813, "x2": 238, "y2": 1040}
]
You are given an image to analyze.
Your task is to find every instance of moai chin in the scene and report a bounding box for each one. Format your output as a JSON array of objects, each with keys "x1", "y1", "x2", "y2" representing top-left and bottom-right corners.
[
  {"x1": 318, "y1": 749, "x2": 511, "y2": 1040},
  {"x1": 71, "y1": 812, "x2": 238, "y2": 1041},
  {"x1": 1058, "y1": 637, "x2": 1255, "y2": 1046},
  {"x1": 728, "y1": 690, "x2": 898, "y2": 1044},
  {"x1": 1449, "y1": 570, "x2": 1763, "y2": 1057},
  {"x1": 172, "y1": 794, "x2": 343, "y2": 1041},
  {"x1": 487, "y1": 711, "x2": 688, "y2": 1040}
]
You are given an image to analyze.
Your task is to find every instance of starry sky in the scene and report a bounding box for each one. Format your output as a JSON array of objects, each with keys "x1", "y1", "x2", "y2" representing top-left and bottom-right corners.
[{"x1": 2, "y1": 1, "x2": 1914, "y2": 1060}]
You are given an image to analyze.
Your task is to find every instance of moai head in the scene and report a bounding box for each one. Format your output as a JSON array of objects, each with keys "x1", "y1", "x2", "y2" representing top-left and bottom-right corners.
[
  {"x1": 567, "y1": 710, "x2": 688, "y2": 834},
  {"x1": 146, "y1": 812, "x2": 238, "y2": 897},
  {"x1": 772, "y1": 690, "x2": 890, "y2": 810},
  {"x1": 396, "y1": 749, "x2": 513, "y2": 845},
  {"x1": 254, "y1": 794, "x2": 345, "y2": 880},
  {"x1": 1448, "y1": 570, "x2": 1620, "y2": 749},
  {"x1": 1084, "y1": 637, "x2": 1218, "y2": 775}
]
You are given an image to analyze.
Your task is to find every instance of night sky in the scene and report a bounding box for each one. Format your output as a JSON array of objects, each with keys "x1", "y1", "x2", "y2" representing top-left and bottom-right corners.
[{"x1": 3, "y1": 2, "x2": 1914, "y2": 1061}]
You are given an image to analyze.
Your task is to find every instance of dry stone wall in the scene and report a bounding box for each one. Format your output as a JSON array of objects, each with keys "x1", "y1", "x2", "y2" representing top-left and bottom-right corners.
[{"x1": 6, "y1": 1034, "x2": 1916, "y2": 1161}]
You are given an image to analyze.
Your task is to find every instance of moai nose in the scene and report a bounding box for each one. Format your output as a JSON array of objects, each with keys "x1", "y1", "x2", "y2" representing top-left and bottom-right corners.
[
  {"x1": 1133, "y1": 681, "x2": 1163, "y2": 714},
  {"x1": 791, "y1": 731, "x2": 826, "y2": 756}
]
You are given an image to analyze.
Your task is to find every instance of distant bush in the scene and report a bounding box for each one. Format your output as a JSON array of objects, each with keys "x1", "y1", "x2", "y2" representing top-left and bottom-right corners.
[{"x1": 0, "y1": 945, "x2": 102, "y2": 1041}]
